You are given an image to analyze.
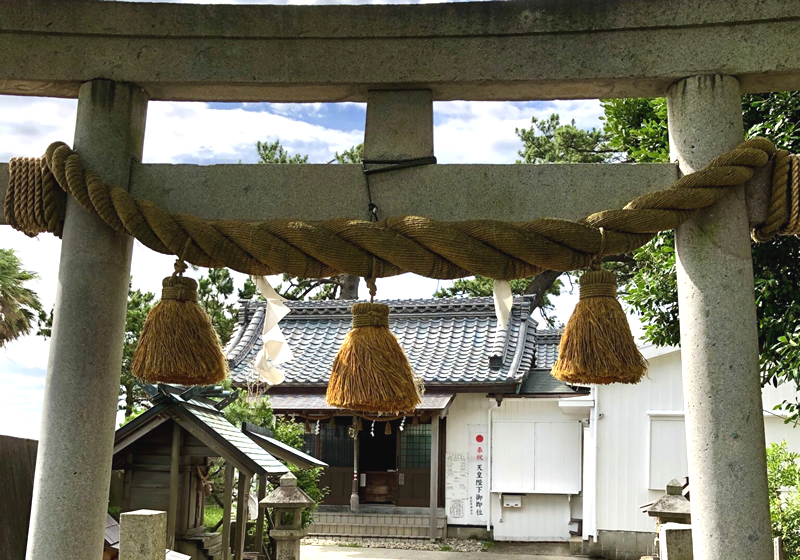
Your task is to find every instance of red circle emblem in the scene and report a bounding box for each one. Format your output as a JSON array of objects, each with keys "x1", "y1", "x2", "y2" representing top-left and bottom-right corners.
[{"x1": 476, "y1": 435, "x2": 484, "y2": 443}]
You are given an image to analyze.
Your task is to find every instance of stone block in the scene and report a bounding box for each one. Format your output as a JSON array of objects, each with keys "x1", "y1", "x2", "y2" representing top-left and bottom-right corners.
[
  {"x1": 120, "y1": 510, "x2": 166, "y2": 560},
  {"x1": 660, "y1": 523, "x2": 693, "y2": 560}
]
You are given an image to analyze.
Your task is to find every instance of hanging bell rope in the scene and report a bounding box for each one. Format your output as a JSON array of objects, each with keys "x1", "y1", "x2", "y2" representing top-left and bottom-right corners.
[
  {"x1": 5, "y1": 140, "x2": 796, "y2": 283},
  {"x1": 552, "y1": 263, "x2": 648, "y2": 385},
  {"x1": 326, "y1": 278, "x2": 422, "y2": 413},
  {"x1": 132, "y1": 259, "x2": 227, "y2": 385}
]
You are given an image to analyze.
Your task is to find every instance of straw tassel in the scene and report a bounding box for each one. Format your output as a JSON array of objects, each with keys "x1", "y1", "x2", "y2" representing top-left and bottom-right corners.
[
  {"x1": 551, "y1": 269, "x2": 648, "y2": 385},
  {"x1": 326, "y1": 302, "x2": 422, "y2": 413},
  {"x1": 412, "y1": 415, "x2": 419, "y2": 426},
  {"x1": 132, "y1": 260, "x2": 227, "y2": 385},
  {"x1": 385, "y1": 421, "x2": 392, "y2": 435},
  {"x1": 356, "y1": 418, "x2": 363, "y2": 432}
]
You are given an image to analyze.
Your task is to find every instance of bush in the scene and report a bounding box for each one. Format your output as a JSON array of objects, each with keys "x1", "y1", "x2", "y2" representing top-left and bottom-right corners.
[
  {"x1": 767, "y1": 441, "x2": 800, "y2": 558},
  {"x1": 222, "y1": 389, "x2": 328, "y2": 529}
]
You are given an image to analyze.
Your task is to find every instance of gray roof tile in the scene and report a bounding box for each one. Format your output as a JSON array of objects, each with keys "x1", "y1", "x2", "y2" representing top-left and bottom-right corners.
[
  {"x1": 227, "y1": 297, "x2": 569, "y2": 394},
  {"x1": 188, "y1": 406, "x2": 287, "y2": 474},
  {"x1": 115, "y1": 387, "x2": 289, "y2": 476}
]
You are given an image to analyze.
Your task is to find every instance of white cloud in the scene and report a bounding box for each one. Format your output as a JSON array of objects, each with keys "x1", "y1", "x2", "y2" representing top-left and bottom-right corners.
[
  {"x1": 0, "y1": 96, "x2": 77, "y2": 161},
  {"x1": 433, "y1": 100, "x2": 604, "y2": 164},
  {"x1": 0, "y1": 372, "x2": 46, "y2": 439},
  {"x1": 142, "y1": 101, "x2": 363, "y2": 164}
]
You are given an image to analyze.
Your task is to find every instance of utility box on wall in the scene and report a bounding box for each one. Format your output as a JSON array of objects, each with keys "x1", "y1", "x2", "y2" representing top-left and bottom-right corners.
[{"x1": 503, "y1": 495, "x2": 522, "y2": 508}]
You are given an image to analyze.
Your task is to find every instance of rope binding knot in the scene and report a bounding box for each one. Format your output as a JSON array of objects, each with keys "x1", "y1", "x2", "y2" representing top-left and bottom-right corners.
[
  {"x1": 161, "y1": 259, "x2": 198, "y2": 302},
  {"x1": 351, "y1": 302, "x2": 390, "y2": 328}
]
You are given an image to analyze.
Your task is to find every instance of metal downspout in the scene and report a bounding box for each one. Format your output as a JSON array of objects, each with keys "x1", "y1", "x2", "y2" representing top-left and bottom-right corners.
[{"x1": 487, "y1": 399, "x2": 500, "y2": 532}]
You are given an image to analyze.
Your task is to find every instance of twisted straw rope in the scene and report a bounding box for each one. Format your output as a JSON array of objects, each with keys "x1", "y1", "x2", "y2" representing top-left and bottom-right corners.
[{"x1": 3, "y1": 139, "x2": 795, "y2": 280}]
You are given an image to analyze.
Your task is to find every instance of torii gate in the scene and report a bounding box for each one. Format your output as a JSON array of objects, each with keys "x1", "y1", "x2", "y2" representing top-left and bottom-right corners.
[{"x1": 1, "y1": 1, "x2": 797, "y2": 559}]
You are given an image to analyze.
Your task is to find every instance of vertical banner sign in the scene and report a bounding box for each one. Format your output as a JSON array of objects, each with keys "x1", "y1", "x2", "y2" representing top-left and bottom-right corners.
[
  {"x1": 445, "y1": 452, "x2": 468, "y2": 519},
  {"x1": 468, "y1": 424, "x2": 488, "y2": 524}
]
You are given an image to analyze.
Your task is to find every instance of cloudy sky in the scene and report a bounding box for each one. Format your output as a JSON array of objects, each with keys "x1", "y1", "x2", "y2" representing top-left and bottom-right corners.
[{"x1": 0, "y1": 0, "x2": 617, "y2": 440}]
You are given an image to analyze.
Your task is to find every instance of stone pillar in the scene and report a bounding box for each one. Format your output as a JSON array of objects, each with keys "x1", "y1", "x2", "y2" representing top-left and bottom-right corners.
[
  {"x1": 364, "y1": 89, "x2": 434, "y2": 161},
  {"x1": 25, "y1": 80, "x2": 147, "y2": 560},
  {"x1": 668, "y1": 74, "x2": 771, "y2": 560},
  {"x1": 120, "y1": 510, "x2": 166, "y2": 560}
]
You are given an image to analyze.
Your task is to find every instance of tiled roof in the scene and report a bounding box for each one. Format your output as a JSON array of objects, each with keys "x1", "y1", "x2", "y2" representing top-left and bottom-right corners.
[
  {"x1": 532, "y1": 328, "x2": 561, "y2": 369},
  {"x1": 186, "y1": 406, "x2": 287, "y2": 474},
  {"x1": 266, "y1": 392, "x2": 455, "y2": 412},
  {"x1": 227, "y1": 296, "x2": 570, "y2": 394},
  {"x1": 243, "y1": 422, "x2": 328, "y2": 469},
  {"x1": 519, "y1": 369, "x2": 581, "y2": 395},
  {"x1": 115, "y1": 386, "x2": 289, "y2": 476}
]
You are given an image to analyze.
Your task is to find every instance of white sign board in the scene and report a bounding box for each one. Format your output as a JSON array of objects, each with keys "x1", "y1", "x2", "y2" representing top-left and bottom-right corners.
[
  {"x1": 445, "y1": 452, "x2": 468, "y2": 519},
  {"x1": 467, "y1": 424, "x2": 488, "y2": 524}
]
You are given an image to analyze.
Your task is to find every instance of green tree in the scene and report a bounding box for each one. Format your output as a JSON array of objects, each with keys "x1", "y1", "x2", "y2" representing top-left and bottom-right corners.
[
  {"x1": 602, "y1": 93, "x2": 800, "y2": 398},
  {"x1": 434, "y1": 275, "x2": 563, "y2": 328},
  {"x1": 120, "y1": 289, "x2": 155, "y2": 418},
  {"x1": 601, "y1": 98, "x2": 668, "y2": 162},
  {"x1": 334, "y1": 143, "x2": 364, "y2": 164},
  {"x1": 222, "y1": 389, "x2": 327, "y2": 528},
  {"x1": 257, "y1": 139, "x2": 309, "y2": 165},
  {"x1": 0, "y1": 248, "x2": 43, "y2": 347},
  {"x1": 516, "y1": 114, "x2": 610, "y2": 164},
  {"x1": 767, "y1": 441, "x2": 800, "y2": 558},
  {"x1": 197, "y1": 268, "x2": 240, "y2": 346}
]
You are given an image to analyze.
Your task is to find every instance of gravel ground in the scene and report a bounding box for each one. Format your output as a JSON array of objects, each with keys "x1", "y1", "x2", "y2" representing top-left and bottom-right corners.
[{"x1": 302, "y1": 537, "x2": 487, "y2": 553}]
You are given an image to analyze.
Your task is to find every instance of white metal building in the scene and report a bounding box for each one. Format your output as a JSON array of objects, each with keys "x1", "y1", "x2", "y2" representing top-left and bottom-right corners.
[
  {"x1": 577, "y1": 345, "x2": 800, "y2": 559},
  {"x1": 445, "y1": 343, "x2": 800, "y2": 558}
]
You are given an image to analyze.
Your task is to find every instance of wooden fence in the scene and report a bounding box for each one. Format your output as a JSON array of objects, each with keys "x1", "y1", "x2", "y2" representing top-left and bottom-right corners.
[{"x1": 0, "y1": 435, "x2": 37, "y2": 560}]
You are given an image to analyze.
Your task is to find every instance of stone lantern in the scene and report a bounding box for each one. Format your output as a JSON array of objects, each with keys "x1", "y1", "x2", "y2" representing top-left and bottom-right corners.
[
  {"x1": 642, "y1": 478, "x2": 693, "y2": 560},
  {"x1": 261, "y1": 472, "x2": 315, "y2": 560}
]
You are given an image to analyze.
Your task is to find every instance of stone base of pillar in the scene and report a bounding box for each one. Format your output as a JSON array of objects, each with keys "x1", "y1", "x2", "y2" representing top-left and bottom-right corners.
[{"x1": 272, "y1": 530, "x2": 307, "y2": 560}]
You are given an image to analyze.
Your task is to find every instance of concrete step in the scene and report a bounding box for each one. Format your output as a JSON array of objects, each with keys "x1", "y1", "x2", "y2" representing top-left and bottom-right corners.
[
  {"x1": 312, "y1": 513, "x2": 444, "y2": 527},
  {"x1": 307, "y1": 532, "x2": 434, "y2": 541},
  {"x1": 491, "y1": 541, "x2": 573, "y2": 556},
  {"x1": 309, "y1": 523, "x2": 444, "y2": 539},
  {"x1": 310, "y1": 511, "x2": 446, "y2": 541}
]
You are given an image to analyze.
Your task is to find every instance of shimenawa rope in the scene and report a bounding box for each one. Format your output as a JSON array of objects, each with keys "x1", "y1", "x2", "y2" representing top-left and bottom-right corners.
[{"x1": 5, "y1": 139, "x2": 796, "y2": 283}]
